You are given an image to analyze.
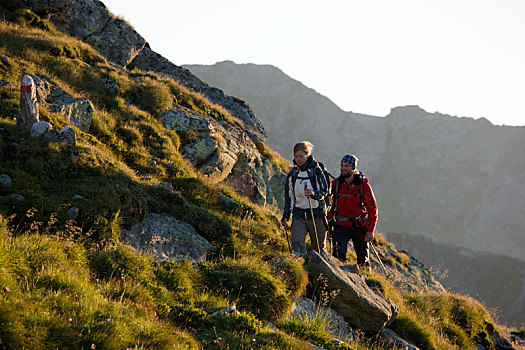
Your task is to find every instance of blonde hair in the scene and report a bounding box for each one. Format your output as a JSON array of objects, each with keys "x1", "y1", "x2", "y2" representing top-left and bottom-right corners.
[{"x1": 293, "y1": 141, "x2": 314, "y2": 155}]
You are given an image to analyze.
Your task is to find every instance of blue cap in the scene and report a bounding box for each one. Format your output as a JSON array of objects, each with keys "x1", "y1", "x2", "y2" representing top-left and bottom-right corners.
[{"x1": 341, "y1": 155, "x2": 357, "y2": 169}]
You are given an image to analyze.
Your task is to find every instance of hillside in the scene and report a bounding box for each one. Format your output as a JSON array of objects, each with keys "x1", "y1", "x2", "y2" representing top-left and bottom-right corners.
[
  {"x1": 387, "y1": 233, "x2": 525, "y2": 326},
  {"x1": 0, "y1": 1, "x2": 523, "y2": 349},
  {"x1": 184, "y1": 60, "x2": 525, "y2": 263}
]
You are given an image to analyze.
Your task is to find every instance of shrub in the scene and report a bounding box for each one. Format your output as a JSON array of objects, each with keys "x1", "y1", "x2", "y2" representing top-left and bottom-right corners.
[
  {"x1": 391, "y1": 311, "x2": 437, "y2": 350},
  {"x1": 155, "y1": 260, "x2": 199, "y2": 305},
  {"x1": 270, "y1": 257, "x2": 308, "y2": 299},
  {"x1": 394, "y1": 252, "x2": 410, "y2": 266},
  {"x1": 127, "y1": 77, "x2": 172, "y2": 115},
  {"x1": 201, "y1": 260, "x2": 291, "y2": 322},
  {"x1": 88, "y1": 245, "x2": 154, "y2": 282}
]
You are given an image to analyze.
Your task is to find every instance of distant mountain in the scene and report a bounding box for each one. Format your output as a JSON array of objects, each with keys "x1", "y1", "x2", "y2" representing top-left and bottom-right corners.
[{"x1": 184, "y1": 61, "x2": 525, "y2": 263}]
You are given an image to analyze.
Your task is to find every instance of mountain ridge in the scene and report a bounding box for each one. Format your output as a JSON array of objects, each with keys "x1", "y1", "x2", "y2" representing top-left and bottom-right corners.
[{"x1": 184, "y1": 60, "x2": 525, "y2": 262}]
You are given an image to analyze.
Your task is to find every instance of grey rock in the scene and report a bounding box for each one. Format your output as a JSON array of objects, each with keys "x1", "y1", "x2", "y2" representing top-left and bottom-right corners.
[
  {"x1": 0, "y1": 174, "x2": 13, "y2": 187},
  {"x1": 4, "y1": 194, "x2": 24, "y2": 202},
  {"x1": 101, "y1": 77, "x2": 119, "y2": 94},
  {"x1": 149, "y1": 159, "x2": 157, "y2": 167},
  {"x1": 219, "y1": 194, "x2": 239, "y2": 209},
  {"x1": 121, "y1": 212, "x2": 215, "y2": 261},
  {"x1": 157, "y1": 182, "x2": 173, "y2": 192},
  {"x1": 306, "y1": 251, "x2": 397, "y2": 335},
  {"x1": 198, "y1": 151, "x2": 237, "y2": 183},
  {"x1": 17, "y1": 74, "x2": 39, "y2": 130},
  {"x1": 84, "y1": 17, "x2": 146, "y2": 67},
  {"x1": 43, "y1": 129, "x2": 60, "y2": 142},
  {"x1": 290, "y1": 297, "x2": 353, "y2": 341},
  {"x1": 67, "y1": 207, "x2": 80, "y2": 221},
  {"x1": 182, "y1": 137, "x2": 218, "y2": 164},
  {"x1": 27, "y1": 74, "x2": 93, "y2": 133},
  {"x1": 1, "y1": 56, "x2": 11, "y2": 69},
  {"x1": 210, "y1": 306, "x2": 240, "y2": 318},
  {"x1": 380, "y1": 328, "x2": 420, "y2": 350},
  {"x1": 49, "y1": 89, "x2": 93, "y2": 132},
  {"x1": 30, "y1": 121, "x2": 52, "y2": 138},
  {"x1": 158, "y1": 109, "x2": 214, "y2": 132},
  {"x1": 59, "y1": 126, "x2": 76, "y2": 145},
  {"x1": 340, "y1": 264, "x2": 360, "y2": 274},
  {"x1": 491, "y1": 331, "x2": 514, "y2": 350},
  {"x1": 71, "y1": 194, "x2": 88, "y2": 202}
]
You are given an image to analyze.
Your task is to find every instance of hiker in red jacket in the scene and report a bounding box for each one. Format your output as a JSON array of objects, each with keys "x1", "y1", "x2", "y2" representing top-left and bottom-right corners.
[{"x1": 327, "y1": 155, "x2": 378, "y2": 268}]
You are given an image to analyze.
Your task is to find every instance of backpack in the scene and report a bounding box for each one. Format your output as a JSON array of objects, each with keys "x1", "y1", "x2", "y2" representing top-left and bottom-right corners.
[
  {"x1": 332, "y1": 172, "x2": 367, "y2": 218},
  {"x1": 290, "y1": 161, "x2": 334, "y2": 211}
]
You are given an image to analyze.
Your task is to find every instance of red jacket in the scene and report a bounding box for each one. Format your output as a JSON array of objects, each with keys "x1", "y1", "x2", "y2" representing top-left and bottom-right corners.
[{"x1": 327, "y1": 175, "x2": 378, "y2": 233}]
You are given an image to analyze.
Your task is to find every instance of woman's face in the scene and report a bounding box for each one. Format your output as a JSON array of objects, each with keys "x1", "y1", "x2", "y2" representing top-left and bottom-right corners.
[{"x1": 294, "y1": 150, "x2": 309, "y2": 166}]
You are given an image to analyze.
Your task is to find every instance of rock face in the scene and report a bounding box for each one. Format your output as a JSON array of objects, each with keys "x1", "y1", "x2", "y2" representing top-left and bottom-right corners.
[
  {"x1": 129, "y1": 47, "x2": 266, "y2": 142},
  {"x1": 158, "y1": 106, "x2": 285, "y2": 207},
  {"x1": 21, "y1": 0, "x2": 146, "y2": 66},
  {"x1": 184, "y1": 61, "x2": 525, "y2": 264},
  {"x1": 121, "y1": 212, "x2": 215, "y2": 261},
  {"x1": 307, "y1": 251, "x2": 397, "y2": 335}
]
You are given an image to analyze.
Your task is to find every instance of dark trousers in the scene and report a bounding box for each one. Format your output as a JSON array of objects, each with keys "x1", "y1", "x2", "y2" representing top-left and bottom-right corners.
[{"x1": 332, "y1": 224, "x2": 369, "y2": 264}]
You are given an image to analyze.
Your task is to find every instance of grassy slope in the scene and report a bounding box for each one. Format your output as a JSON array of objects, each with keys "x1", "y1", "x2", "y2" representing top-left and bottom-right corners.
[{"x1": 0, "y1": 6, "x2": 519, "y2": 350}]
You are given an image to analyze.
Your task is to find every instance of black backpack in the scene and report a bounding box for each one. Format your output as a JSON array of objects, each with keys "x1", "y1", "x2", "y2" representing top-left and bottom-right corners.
[{"x1": 290, "y1": 161, "x2": 334, "y2": 211}]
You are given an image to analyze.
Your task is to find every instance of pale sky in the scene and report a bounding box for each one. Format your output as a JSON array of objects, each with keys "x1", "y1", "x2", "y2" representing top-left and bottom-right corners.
[{"x1": 102, "y1": 0, "x2": 524, "y2": 126}]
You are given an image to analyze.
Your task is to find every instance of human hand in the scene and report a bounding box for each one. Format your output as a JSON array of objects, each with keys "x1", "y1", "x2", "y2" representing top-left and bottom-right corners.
[
  {"x1": 364, "y1": 231, "x2": 374, "y2": 242},
  {"x1": 304, "y1": 187, "x2": 314, "y2": 196}
]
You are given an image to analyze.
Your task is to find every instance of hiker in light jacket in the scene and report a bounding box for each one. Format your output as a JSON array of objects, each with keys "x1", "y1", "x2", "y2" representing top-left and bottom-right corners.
[
  {"x1": 327, "y1": 154, "x2": 378, "y2": 268},
  {"x1": 281, "y1": 141, "x2": 328, "y2": 255}
]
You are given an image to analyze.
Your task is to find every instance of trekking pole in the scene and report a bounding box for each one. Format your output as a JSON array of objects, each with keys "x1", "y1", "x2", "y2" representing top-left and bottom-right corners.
[
  {"x1": 283, "y1": 223, "x2": 292, "y2": 254},
  {"x1": 370, "y1": 242, "x2": 390, "y2": 278},
  {"x1": 305, "y1": 183, "x2": 321, "y2": 254}
]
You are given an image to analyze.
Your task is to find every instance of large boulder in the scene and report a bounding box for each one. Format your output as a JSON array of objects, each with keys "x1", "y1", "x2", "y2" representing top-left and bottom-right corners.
[
  {"x1": 121, "y1": 212, "x2": 215, "y2": 261},
  {"x1": 306, "y1": 251, "x2": 397, "y2": 335},
  {"x1": 28, "y1": 74, "x2": 93, "y2": 132},
  {"x1": 21, "y1": 0, "x2": 146, "y2": 66}
]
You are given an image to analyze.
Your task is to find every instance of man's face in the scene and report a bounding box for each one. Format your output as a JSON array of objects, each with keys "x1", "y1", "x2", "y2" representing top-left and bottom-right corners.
[{"x1": 340, "y1": 162, "x2": 354, "y2": 176}]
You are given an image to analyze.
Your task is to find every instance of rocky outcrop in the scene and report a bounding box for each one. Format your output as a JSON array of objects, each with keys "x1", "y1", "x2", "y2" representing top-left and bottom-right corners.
[
  {"x1": 158, "y1": 106, "x2": 285, "y2": 207},
  {"x1": 21, "y1": 0, "x2": 146, "y2": 66},
  {"x1": 306, "y1": 251, "x2": 397, "y2": 335},
  {"x1": 28, "y1": 74, "x2": 93, "y2": 132},
  {"x1": 121, "y1": 212, "x2": 215, "y2": 261},
  {"x1": 21, "y1": 1, "x2": 266, "y2": 143},
  {"x1": 129, "y1": 47, "x2": 266, "y2": 142}
]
